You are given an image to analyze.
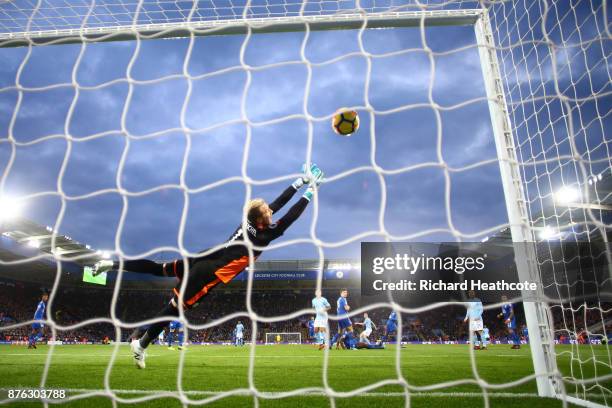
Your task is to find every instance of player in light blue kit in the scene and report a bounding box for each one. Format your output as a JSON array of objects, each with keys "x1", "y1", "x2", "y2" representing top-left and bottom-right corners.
[
  {"x1": 167, "y1": 320, "x2": 185, "y2": 350},
  {"x1": 28, "y1": 291, "x2": 48, "y2": 349},
  {"x1": 235, "y1": 321, "x2": 245, "y2": 346},
  {"x1": 482, "y1": 325, "x2": 490, "y2": 348},
  {"x1": 312, "y1": 289, "x2": 331, "y2": 350},
  {"x1": 498, "y1": 295, "x2": 520, "y2": 349},
  {"x1": 463, "y1": 290, "x2": 485, "y2": 350},
  {"x1": 331, "y1": 289, "x2": 356, "y2": 349},
  {"x1": 355, "y1": 312, "x2": 377, "y2": 344}
]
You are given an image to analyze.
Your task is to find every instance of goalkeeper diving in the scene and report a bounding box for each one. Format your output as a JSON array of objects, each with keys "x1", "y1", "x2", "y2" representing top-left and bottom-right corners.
[{"x1": 92, "y1": 164, "x2": 325, "y2": 369}]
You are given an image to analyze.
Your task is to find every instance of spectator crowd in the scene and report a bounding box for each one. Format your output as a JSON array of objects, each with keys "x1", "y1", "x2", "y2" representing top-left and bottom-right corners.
[{"x1": 0, "y1": 281, "x2": 609, "y2": 345}]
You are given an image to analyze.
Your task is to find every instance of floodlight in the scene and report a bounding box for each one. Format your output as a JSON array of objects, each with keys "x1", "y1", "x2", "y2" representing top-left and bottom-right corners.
[
  {"x1": 554, "y1": 186, "x2": 580, "y2": 205},
  {"x1": 539, "y1": 226, "x2": 560, "y2": 240},
  {"x1": 0, "y1": 197, "x2": 22, "y2": 222}
]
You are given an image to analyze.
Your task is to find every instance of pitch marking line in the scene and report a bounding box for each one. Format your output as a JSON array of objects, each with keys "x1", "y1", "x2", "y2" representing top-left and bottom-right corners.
[
  {"x1": 3, "y1": 354, "x2": 161, "y2": 357},
  {"x1": 0, "y1": 388, "x2": 545, "y2": 398},
  {"x1": 1, "y1": 388, "x2": 606, "y2": 400},
  {"x1": 1, "y1": 353, "x2": 531, "y2": 358}
]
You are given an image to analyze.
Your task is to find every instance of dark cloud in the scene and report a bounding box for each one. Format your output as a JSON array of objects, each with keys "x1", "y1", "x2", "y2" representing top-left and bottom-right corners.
[
  {"x1": 69, "y1": 84, "x2": 129, "y2": 138},
  {"x1": 0, "y1": 90, "x2": 18, "y2": 138},
  {"x1": 130, "y1": 39, "x2": 189, "y2": 81},
  {"x1": 4, "y1": 138, "x2": 67, "y2": 195},
  {"x1": 12, "y1": 87, "x2": 75, "y2": 143},
  {"x1": 60, "y1": 193, "x2": 123, "y2": 250},
  {"x1": 0, "y1": 47, "x2": 27, "y2": 88},
  {"x1": 77, "y1": 41, "x2": 136, "y2": 87},
  {"x1": 126, "y1": 78, "x2": 188, "y2": 136},
  {"x1": 186, "y1": 124, "x2": 246, "y2": 186},
  {"x1": 62, "y1": 134, "x2": 124, "y2": 196}
]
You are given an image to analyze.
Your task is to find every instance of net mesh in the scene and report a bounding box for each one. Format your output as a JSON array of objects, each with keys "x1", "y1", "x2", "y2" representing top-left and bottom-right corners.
[
  {"x1": 489, "y1": 0, "x2": 611, "y2": 404},
  {"x1": 0, "y1": 0, "x2": 610, "y2": 407}
]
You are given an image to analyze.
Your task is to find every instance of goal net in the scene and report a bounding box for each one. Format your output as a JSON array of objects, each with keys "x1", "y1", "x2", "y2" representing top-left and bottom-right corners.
[
  {"x1": 265, "y1": 332, "x2": 302, "y2": 345},
  {"x1": 0, "y1": 0, "x2": 609, "y2": 407}
]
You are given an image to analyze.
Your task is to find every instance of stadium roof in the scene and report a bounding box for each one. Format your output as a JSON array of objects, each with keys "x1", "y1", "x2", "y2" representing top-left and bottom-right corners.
[{"x1": 1, "y1": 217, "x2": 102, "y2": 265}]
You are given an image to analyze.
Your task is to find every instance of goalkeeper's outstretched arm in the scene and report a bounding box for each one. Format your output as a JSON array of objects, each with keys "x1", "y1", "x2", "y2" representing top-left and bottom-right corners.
[
  {"x1": 247, "y1": 164, "x2": 324, "y2": 240},
  {"x1": 93, "y1": 164, "x2": 324, "y2": 277},
  {"x1": 267, "y1": 163, "x2": 322, "y2": 212},
  {"x1": 262, "y1": 166, "x2": 324, "y2": 239}
]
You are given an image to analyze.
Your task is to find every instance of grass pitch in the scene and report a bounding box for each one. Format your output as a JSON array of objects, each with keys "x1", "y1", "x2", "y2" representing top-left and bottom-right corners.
[{"x1": 0, "y1": 343, "x2": 609, "y2": 407}]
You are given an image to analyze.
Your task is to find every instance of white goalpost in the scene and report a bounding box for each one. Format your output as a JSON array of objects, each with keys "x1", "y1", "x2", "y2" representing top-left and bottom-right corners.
[
  {"x1": 0, "y1": 1, "x2": 609, "y2": 407},
  {"x1": 475, "y1": 9, "x2": 565, "y2": 401}
]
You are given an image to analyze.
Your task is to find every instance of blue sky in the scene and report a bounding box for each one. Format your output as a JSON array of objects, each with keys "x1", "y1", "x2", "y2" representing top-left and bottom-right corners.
[{"x1": 0, "y1": 1, "x2": 607, "y2": 262}]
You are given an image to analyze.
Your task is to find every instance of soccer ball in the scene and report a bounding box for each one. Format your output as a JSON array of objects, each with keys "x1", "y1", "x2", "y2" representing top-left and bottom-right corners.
[{"x1": 332, "y1": 109, "x2": 359, "y2": 136}]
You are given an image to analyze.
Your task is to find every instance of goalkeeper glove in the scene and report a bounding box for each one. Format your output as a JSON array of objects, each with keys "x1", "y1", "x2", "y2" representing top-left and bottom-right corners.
[
  {"x1": 303, "y1": 185, "x2": 315, "y2": 201},
  {"x1": 292, "y1": 163, "x2": 323, "y2": 189},
  {"x1": 303, "y1": 163, "x2": 324, "y2": 186},
  {"x1": 291, "y1": 177, "x2": 306, "y2": 190},
  {"x1": 291, "y1": 163, "x2": 311, "y2": 189},
  {"x1": 303, "y1": 166, "x2": 325, "y2": 201}
]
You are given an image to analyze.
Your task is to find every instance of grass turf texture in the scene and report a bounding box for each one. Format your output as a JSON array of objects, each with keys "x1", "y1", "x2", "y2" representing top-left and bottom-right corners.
[{"x1": 0, "y1": 344, "x2": 608, "y2": 407}]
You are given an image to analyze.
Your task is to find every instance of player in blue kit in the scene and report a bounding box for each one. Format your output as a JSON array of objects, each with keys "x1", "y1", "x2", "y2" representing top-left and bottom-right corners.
[
  {"x1": 307, "y1": 317, "x2": 315, "y2": 343},
  {"x1": 522, "y1": 325, "x2": 529, "y2": 342},
  {"x1": 235, "y1": 321, "x2": 245, "y2": 346},
  {"x1": 464, "y1": 290, "x2": 485, "y2": 350},
  {"x1": 356, "y1": 341, "x2": 385, "y2": 349},
  {"x1": 312, "y1": 289, "x2": 331, "y2": 350},
  {"x1": 498, "y1": 295, "x2": 520, "y2": 349},
  {"x1": 28, "y1": 291, "x2": 48, "y2": 349},
  {"x1": 382, "y1": 310, "x2": 398, "y2": 344},
  {"x1": 338, "y1": 328, "x2": 384, "y2": 349},
  {"x1": 331, "y1": 289, "x2": 356, "y2": 349},
  {"x1": 167, "y1": 320, "x2": 185, "y2": 350}
]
